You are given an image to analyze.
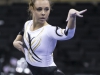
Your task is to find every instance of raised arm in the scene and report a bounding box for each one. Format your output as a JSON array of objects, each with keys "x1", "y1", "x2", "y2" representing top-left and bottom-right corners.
[
  {"x1": 47, "y1": 9, "x2": 87, "y2": 40},
  {"x1": 66, "y1": 9, "x2": 87, "y2": 29}
]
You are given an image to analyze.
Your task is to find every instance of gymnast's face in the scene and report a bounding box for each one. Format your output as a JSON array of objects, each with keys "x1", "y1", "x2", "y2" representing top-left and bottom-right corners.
[{"x1": 32, "y1": 0, "x2": 50, "y2": 24}]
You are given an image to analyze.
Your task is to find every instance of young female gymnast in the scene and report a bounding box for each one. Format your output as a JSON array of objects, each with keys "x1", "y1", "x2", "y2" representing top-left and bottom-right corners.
[{"x1": 13, "y1": 0, "x2": 87, "y2": 75}]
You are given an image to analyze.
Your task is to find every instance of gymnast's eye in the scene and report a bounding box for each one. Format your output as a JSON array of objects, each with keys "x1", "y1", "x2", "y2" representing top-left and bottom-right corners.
[
  {"x1": 36, "y1": 7, "x2": 42, "y2": 11},
  {"x1": 44, "y1": 7, "x2": 49, "y2": 11}
]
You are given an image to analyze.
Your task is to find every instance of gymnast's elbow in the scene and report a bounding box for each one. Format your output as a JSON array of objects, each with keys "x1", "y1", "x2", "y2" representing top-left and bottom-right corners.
[{"x1": 67, "y1": 33, "x2": 75, "y2": 40}]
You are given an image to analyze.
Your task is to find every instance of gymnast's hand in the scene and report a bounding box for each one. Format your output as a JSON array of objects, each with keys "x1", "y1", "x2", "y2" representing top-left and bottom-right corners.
[
  {"x1": 66, "y1": 9, "x2": 87, "y2": 21},
  {"x1": 13, "y1": 41, "x2": 24, "y2": 53}
]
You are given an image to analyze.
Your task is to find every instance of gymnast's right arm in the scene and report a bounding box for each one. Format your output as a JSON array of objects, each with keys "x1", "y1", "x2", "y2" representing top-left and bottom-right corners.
[{"x1": 13, "y1": 28, "x2": 24, "y2": 53}]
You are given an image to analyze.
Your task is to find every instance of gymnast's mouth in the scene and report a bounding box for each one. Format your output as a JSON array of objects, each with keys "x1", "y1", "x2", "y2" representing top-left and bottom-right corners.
[{"x1": 40, "y1": 18, "x2": 46, "y2": 20}]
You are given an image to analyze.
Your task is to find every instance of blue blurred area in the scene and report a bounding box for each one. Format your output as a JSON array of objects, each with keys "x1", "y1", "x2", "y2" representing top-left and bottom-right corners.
[{"x1": 0, "y1": 1, "x2": 100, "y2": 75}]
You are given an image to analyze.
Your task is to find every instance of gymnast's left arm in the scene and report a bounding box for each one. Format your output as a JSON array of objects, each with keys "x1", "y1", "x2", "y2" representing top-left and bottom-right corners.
[{"x1": 47, "y1": 9, "x2": 87, "y2": 40}]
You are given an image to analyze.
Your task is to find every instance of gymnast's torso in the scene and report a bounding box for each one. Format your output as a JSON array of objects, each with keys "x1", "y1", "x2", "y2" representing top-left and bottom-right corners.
[{"x1": 23, "y1": 20, "x2": 75, "y2": 67}]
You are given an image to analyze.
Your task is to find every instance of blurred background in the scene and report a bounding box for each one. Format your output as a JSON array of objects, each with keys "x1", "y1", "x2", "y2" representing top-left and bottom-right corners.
[{"x1": 0, "y1": 0, "x2": 100, "y2": 75}]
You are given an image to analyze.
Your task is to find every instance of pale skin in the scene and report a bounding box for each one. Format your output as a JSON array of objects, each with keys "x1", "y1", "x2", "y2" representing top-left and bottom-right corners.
[{"x1": 13, "y1": 0, "x2": 87, "y2": 53}]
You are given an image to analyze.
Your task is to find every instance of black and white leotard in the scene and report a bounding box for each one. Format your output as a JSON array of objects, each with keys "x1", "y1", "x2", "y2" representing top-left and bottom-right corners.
[{"x1": 19, "y1": 20, "x2": 75, "y2": 67}]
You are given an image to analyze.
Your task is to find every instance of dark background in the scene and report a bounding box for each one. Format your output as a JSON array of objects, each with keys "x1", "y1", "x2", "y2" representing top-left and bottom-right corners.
[{"x1": 0, "y1": 0, "x2": 100, "y2": 75}]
